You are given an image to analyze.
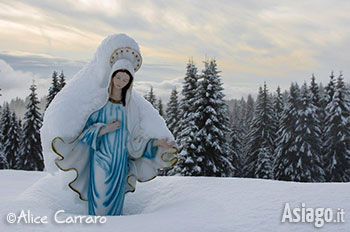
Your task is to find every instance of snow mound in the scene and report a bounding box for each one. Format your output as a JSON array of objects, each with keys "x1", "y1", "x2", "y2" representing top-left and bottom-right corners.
[{"x1": 0, "y1": 170, "x2": 349, "y2": 232}]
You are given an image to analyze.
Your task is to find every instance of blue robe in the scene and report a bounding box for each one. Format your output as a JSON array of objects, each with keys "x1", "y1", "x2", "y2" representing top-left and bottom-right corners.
[{"x1": 78, "y1": 98, "x2": 157, "y2": 216}]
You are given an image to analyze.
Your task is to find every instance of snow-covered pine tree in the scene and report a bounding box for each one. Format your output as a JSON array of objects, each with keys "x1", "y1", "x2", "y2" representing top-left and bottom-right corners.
[
  {"x1": 323, "y1": 72, "x2": 350, "y2": 182},
  {"x1": 0, "y1": 106, "x2": 2, "y2": 166},
  {"x1": 245, "y1": 94, "x2": 255, "y2": 125},
  {"x1": 169, "y1": 58, "x2": 202, "y2": 176},
  {"x1": 6, "y1": 111, "x2": 22, "y2": 169},
  {"x1": 272, "y1": 86, "x2": 284, "y2": 141},
  {"x1": 0, "y1": 144, "x2": 8, "y2": 169},
  {"x1": 195, "y1": 58, "x2": 234, "y2": 177},
  {"x1": 321, "y1": 72, "x2": 336, "y2": 174},
  {"x1": 58, "y1": 70, "x2": 66, "y2": 91},
  {"x1": 324, "y1": 71, "x2": 336, "y2": 104},
  {"x1": 228, "y1": 104, "x2": 243, "y2": 177},
  {"x1": 19, "y1": 81, "x2": 44, "y2": 171},
  {"x1": 282, "y1": 90, "x2": 289, "y2": 105},
  {"x1": 16, "y1": 117, "x2": 24, "y2": 169},
  {"x1": 309, "y1": 74, "x2": 326, "y2": 172},
  {"x1": 319, "y1": 82, "x2": 325, "y2": 98},
  {"x1": 157, "y1": 98, "x2": 164, "y2": 117},
  {"x1": 0, "y1": 104, "x2": 11, "y2": 169},
  {"x1": 239, "y1": 94, "x2": 255, "y2": 172},
  {"x1": 273, "y1": 82, "x2": 300, "y2": 181},
  {"x1": 0, "y1": 151, "x2": 7, "y2": 168},
  {"x1": 165, "y1": 87, "x2": 180, "y2": 140},
  {"x1": 273, "y1": 86, "x2": 284, "y2": 116},
  {"x1": 255, "y1": 144, "x2": 273, "y2": 179},
  {"x1": 0, "y1": 105, "x2": 3, "y2": 168},
  {"x1": 309, "y1": 74, "x2": 323, "y2": 110},
  {"x1": 244, "y1": 82, "x2": 275, "y2": 179},
  {"x1": 271, "y1": 86, "x2": 285, "y2": 178},
  {"x1": 45, "y1": 71, "x2": 60, "y2": 110},
  {"x1": 292, "y1": 82, "x2": 324, "y2": 182},
  {"x1": 241, "y1": 95, "x2": 255, "y2": 140},
  {"x1": 145, "y1": 86, "x2": 157, "y2": 108}
]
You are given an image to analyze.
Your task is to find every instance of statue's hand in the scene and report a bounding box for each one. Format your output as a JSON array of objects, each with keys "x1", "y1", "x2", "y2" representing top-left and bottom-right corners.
[
  {"x1": 154, "y1": 138, "x2": 175, "y2": 150},
  {"x1": 106, "y1": 120, "x2": 121, "y2": 132}
]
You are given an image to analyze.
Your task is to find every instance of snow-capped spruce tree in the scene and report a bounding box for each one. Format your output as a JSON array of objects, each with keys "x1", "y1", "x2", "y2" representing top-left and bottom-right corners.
[
  {"x1": 244, "y1": 94, "x2": 255, "y2": 130},
  {"x1": 45, "y1": 71, "x2": 60, "y2": 110},
  {"x1": 323, "y1": 72, "x2": 350, "y2": 182},
  {"x1": 324, "y1": 71, "x2": 336, "y2": 104},
  {"x1": 272, "y1": 86, "x2": 284, "y2": 139},
  {"x1": 0, "y1": 104, "x2": 11, "y2": 169},
  {"x1": 273, "y1": 82, "x2": 300, "y2": 181},
  {"x1": 255, "y1": 145, "x2": 273, "y2": 179},
  {"x1": 0, "y1": 105, "x2": 3, "y2": 168},
  {"x1": 0, "y1": 104, "x2": 11, "y2": 145},
  {"x1": 0, "y1": 103, "x2": 11, "y2": 169},
  {"x1": 0, "y1": 146, "x2": 8, "y2": 169},
  {"x1": 170, "y1": 58, "x2": 202, "y2": 176},
  {"x1": 16, "y1": 118, "x2": 24, "y2": 169},
  {"x1": 6, "y1": 111, "x2": 22, "y2": 169},
  {"x1": 0, "y1": 150, "x2": 7, "y2": 168},
  {"x1": 240, "y1": 95, "x2": 255, "y2": 140},
  {"x1": 228, "y1": 104, "x2": 244, "y2": 177},
  {"x1": 58, "y1": 70, "x2": 66, "y2": 91},
  {"x1": 19, "y1": 81, "x2": 44, "y2": 171},
  {"x1": 309, "y1": 74, "x2": 323, "y2": 111},
  {"x1": 194, "y1": 58, "x2": 234, "y2": 177},
  {"x1": 165, "y1": 87, "x2": 181, "y2": 140},
  {"x1": 239, "y1": 94, "x2": 255, "y2": 170},
  {"x1": 244, "y1": 82, "x2": 276, "y2": 179},
  {"x1": 294, "y1": 82, "x2": 325, "y2": 182},
  {"x1": 319, "y1": 82, "x2": 325, "y2": 99},
  {"x1": 157, "y1": 98, "x2": 164, "y2": 117},
  {"x1": 145, "y1": 86, "x2": 157, "y2": 108},
  {"x1": 309, "y1": 74, "x2": 326, "y2": 170}
]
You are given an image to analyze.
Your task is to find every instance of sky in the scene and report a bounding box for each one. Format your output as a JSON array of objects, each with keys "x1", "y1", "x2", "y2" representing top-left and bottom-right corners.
[{"x1": 0, "y1": 0, "x2": 349, "y2": 104}]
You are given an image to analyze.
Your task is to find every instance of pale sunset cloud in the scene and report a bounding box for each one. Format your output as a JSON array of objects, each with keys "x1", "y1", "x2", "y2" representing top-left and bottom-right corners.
[{"x1": 0, "y1": 0, "x2": 349, "y2": 104}]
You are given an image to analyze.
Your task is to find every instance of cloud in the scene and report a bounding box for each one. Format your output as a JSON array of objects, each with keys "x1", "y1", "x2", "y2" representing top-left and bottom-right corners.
[
  {"x1": 134, "y1": 75, "x2": 183, "y2": 102},
  {"x1": 0, "y1": 0, "x2": 349, "y2": 105},
  {"x1": 0, "y1": 51, "x2": 86, "y2": 79},
  {"x1": 0, "y1": 59, "x2": 50, "y2": 104}
]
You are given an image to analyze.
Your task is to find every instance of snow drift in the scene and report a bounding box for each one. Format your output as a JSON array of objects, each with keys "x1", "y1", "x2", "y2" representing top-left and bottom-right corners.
[{"x1": 0, "y1": 170, "x2": 349, "y2": 232}]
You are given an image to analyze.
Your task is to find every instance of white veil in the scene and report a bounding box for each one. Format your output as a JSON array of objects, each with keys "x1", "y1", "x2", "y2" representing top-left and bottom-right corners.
[{"x1": 40, "y1": 33, "x2": 178, "y2": 202}]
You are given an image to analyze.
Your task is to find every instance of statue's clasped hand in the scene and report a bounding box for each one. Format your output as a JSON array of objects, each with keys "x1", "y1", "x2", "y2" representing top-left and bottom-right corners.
[
  {"x1": 107, "y1": 120, "x2": 121, "y2": 132},
  {"x1": 98, "y1": 120, "x2": 121, "y2": 136}
]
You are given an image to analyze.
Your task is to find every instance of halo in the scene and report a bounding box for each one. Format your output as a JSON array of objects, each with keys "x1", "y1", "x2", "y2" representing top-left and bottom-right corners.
[{"x1": 109, "y1": 46, "x2": 142, "y2": 72}]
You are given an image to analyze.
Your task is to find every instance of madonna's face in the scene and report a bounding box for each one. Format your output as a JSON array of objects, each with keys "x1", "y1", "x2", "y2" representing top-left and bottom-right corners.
[{"x1": 112, "y1": 71, "x2": 130, "y2": 90}]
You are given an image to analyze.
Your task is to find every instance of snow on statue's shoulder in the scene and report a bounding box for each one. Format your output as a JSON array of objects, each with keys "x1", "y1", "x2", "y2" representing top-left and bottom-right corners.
[{"x1": 132, "y1": 90, "x2": 173, "y2": 140}]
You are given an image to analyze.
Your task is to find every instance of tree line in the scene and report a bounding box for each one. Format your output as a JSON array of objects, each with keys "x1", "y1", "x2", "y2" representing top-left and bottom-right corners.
[
  {"x1": 0, "y1": 71, "x2": 66, "y2": 170},
  {"x1": 1, "y1": 63, "x2": 349, "y2": 183},
  {"x1": 163, "y1": 58, "x2": 350, "y2": 182}
]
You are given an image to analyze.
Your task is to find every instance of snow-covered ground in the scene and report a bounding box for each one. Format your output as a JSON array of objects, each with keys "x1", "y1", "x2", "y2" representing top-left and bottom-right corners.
[{"x1": 0, "y1": 170, "x2": 349, "y2": 232}]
